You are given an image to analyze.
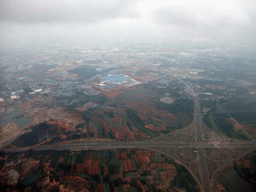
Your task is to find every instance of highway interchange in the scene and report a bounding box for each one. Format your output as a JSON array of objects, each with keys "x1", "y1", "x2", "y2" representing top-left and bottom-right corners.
[{"x1": 2, "y1": 76, "x2": 256, "y2": 192}]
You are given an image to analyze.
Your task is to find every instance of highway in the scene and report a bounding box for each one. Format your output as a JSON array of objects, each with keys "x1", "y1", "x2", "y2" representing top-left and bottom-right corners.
[
  {"x1": 194, "y1": 97, "x2": 202, "y2": 142},
  {"x1": 174, "y1": 75, "x2": 211, "y2": 192},
  {"x1": 3, "y1": 141, "x2": 256, "y2": 153},
  {"x1": 198, "y1": 148, "x2": 211, "y2": 192},
  {"x1": 2, "y1": 74, "x2": 256, "y2": 192},
  {"x1": 210, "y1": 147, "x2": 256, "y2": 191},
  {"x1": 179, "y1": 77, "x2": 211, "y2": 192}
]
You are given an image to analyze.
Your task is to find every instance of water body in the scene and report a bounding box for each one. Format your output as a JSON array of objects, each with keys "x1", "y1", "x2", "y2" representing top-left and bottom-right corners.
[{"x1": 0, "y1": 110, "x2": 31, "y2": 127}]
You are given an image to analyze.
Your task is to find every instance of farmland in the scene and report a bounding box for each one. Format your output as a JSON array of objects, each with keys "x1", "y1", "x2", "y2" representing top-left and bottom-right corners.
[
  {"x1": 0, "y1": 149, "x2": 199, "y2": 191},
  {"x1": 6, "y1": 76, "x2": 194, "y2": 148}
]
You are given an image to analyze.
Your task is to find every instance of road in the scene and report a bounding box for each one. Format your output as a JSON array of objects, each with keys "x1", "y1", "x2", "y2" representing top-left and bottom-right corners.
[
  {"x1": 3, "y1": 141, "x2": 256, "y2": 153},
  {"x1": 2, "y1": 75, "x2": 256, "y2": 192},
  {"x1": 198, "y1": 149, "x2": 211, "y2": 192},
  {"x1": 211, "y1": 147, "x2": 256, "y2": 191},
  {"x1": 173, "y1": 75, "x2": 211, "y2": 192},
  {"x1": 178, "y1": 77, "x2": 211, "y2": 192},
  {"x1": 194, "y1": 96, "x2": 202, "y2": 142}
]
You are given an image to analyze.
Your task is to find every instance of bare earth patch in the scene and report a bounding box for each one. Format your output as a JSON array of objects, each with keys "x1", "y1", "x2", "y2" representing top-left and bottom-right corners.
[
  {"x1": 0, "y1": 123, "x2": 23, "y2": 148},
  {"x1": 160, "y1": 97, "x2": 174, "y2": 104}
]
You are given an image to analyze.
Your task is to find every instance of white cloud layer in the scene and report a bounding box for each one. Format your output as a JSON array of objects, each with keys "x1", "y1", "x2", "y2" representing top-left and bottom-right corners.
[{"x1": 0, "y1": 0, "x2": 256, "y2": 46}]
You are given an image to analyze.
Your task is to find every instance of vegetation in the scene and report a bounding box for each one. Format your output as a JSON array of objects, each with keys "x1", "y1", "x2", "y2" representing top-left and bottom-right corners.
[
  {"x1": 0, "y1": 149, "x2": 199, "y2": 191},
  {"x1": 217, "y1": 168, "x2": 255, "y2": 192},
  {"x1": 154, "y1": 98, "x2": 194, "y2": 116},
  {"x1": 70, "y1": 66, "x2": 97, "y2": 79},
  {"x1": 12, "y1": 123, "x2": 59, "y2": 147},
  {"x1": 203, "y1": 113, "x2": 212, "y2": 128},
  {"x1": 126, "y1": 109, "x2": 158, "y2": 137},
  {"x1": 221, "y1": 99, "x2": 256, "y2": 112},
  {"x1": 234, "y1": 150, "x2": 256, "y2": 185},
  {"x1": 213, "y1": 113, "x2": 248, "y2": 140},
  {"x1": 231, "y1": 111, "x2": 256, "y2": 125}
]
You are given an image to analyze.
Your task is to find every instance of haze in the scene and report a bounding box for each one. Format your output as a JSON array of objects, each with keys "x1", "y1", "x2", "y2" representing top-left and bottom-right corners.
[{"x1": 1, "y1": 0, "x2": 256, "y2": 47}]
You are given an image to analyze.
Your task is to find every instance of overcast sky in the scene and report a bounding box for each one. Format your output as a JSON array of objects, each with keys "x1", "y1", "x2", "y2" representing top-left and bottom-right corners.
[{"x1": 1, "y1": 0, "x2": 256, "y2": 47}]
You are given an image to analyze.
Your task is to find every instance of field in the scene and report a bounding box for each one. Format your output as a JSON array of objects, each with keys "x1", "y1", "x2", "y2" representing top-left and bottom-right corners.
[
  {"x1": 219, "y1": 96, "x2": 256, "y2": 139},
  {"x1": 214, "y1": 149, "x2": 256, "y2": 192},
  {"x1": 216, "y1": 168, "x2": 254, "y2": 192},
  {"x1": 203, "y1": 111, "x2": 249, "y2": 140},
  {"x1": 0, "y1": 149, "x2": 199, "y2": 192},
  {"x1": 9, "y1": 78, "x2": 194, "y2": 147},
  {"x1": 201, "y1": 96, "x2": 249, "y2": 140}
]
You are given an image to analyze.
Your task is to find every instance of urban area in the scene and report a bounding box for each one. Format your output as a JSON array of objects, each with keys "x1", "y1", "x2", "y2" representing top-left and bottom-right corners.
[{"x1": 1, "y1": 42, "x2": 256, "y2": 192}]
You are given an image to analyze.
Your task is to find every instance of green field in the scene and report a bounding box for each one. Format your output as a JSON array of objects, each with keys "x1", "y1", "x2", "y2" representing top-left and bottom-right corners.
[{"x1": 217, "y1": 168, "x2": 255, "y2": 192}]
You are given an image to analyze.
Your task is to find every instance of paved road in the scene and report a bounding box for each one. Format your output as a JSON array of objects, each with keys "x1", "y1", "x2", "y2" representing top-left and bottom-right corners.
[
  {"x1": 194, "y1": 97, "x2": 202, "y2": 142},
  {"x1": 2, "y1": 74, "x2": 256, "y2": 192},
  {"x1": 175, "y1": 75, "x2": 211, "y2": 192},
  {"x1": 191, "y1": 89, "x2": 211, "y2": 191},
  {"x1": 198, "y1": 149, "x2": 211, "y2": 192},
  {"x1": 3, "y1": 141, "x2": 256, "y2": 153},
  {"x1": 211, "y1": 147, "x2": 256, "y2": 191}
]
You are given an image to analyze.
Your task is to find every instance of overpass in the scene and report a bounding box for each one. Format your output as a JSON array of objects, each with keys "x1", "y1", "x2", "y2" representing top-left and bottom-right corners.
[{"x1": 2, "y1": 75, "x2": 256, "y2": 192}]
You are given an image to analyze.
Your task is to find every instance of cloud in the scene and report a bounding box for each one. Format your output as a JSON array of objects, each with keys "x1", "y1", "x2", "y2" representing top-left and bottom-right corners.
[
  {"x1": 151, "y1": 3, "x2": 253, "y2": 28},
  {"x1": 147, "y1": 0, "x2": 256, "y2": 44},
  {"x1": 0, "y1": 0, "x2": 141, "y2": 24},
  {"x1": 0, "y1": 0, "x2": 256, "y2": 46}
]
